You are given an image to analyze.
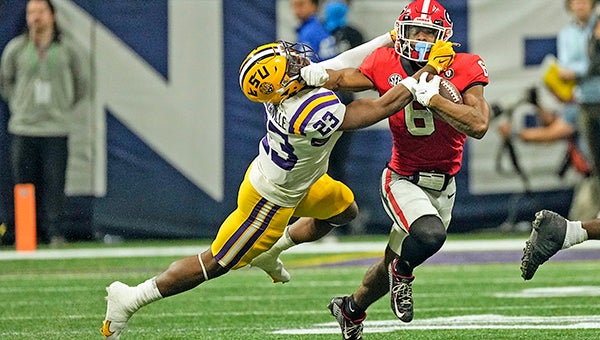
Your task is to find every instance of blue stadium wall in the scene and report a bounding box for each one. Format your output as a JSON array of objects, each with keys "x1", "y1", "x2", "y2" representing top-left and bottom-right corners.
[{"x1": 0, "y1": 0, "x2": 572, "y2": 240}]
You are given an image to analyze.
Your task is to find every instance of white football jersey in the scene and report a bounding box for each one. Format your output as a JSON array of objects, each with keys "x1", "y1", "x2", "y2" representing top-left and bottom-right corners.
[{"x1": 249, "y1": 87, "x2": 346, "y2": 207}]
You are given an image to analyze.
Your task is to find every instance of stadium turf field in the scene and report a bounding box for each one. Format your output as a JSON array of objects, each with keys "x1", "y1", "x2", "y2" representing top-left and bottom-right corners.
[{"x1": 1, "y1": 235, "x2": 600, "y2": 339}]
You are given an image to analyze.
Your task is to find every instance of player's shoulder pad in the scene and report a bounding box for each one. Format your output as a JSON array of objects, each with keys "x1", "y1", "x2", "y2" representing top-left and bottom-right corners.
[
  {"x1": 450, "y1": 53, "x2": 489, "y2": 84},
  {"x1": 284, "y1": 88, "x2": 343, "y2": 136}
]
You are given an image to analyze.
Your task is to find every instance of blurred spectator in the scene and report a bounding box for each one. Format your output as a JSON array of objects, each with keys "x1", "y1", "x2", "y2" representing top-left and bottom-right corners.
[
  {"x1": 321, "y1": 0, "x2": 368, "y2": 234},
  {"x1": 555, "y1": 0, "x2": 596, "y2": 154},
  {"x1": 575, "y1": 7, "x2": 600, "y2": 220},
  {"x1": 324, "y1": 1, "x2": 364, "y2": 58},
  {"x1": 497, "y1": 87, "x2": 584, "y2": 147},
  {"x1": 549, "y1": 0, "x2": 599, "y2": 220},
  {"x1": 0, "y1": 0, "x2": 89, "y2": 246},
  {"x1": 290, "y1": 0, "x2": 337, "y2": 61},
  {"x1": 496, "y1": 86, "x2": 594, "y2": 221},
  {"x1": 557, "y1": 0, "x2": 596, "y2": 82},
  {"x1": 323, "y1": 0, "x2": 365, "y2": 181}
]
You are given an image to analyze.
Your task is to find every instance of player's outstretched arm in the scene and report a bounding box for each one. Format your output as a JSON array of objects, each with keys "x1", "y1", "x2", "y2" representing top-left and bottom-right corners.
[
  {"x1": 317, "y1": 31, "x2": 395, "y2": 70},
  {"x1": 300, "y1": 31, "x2": 395, "y2": 89},
  {"x1": 339, "y1": 65, "x2": 436, "y2": 131}
]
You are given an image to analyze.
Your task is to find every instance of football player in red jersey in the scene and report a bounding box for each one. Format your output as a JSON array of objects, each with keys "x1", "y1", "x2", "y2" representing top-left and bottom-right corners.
[
  {"x1": 99, "y1": 35, "x2": 455, "y2": 339},
  {"x1": 299, "y1": 0, "x2": 491, "y2": 337}
]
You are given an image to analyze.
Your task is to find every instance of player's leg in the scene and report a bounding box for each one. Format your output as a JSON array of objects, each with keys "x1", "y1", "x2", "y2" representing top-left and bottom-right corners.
[
  {"x1": 250, "y1": 174, "x2": 356, "y2": 282},
  {"x1": 291, "y1": 173, "x2": 358, "y2": 237},
  {"x1": 328, "y1": 295, "x2": 366, "y2": 340},
  {"x1": 520, "y1": 209, "x2": 595, "y2": 280},
  {"x1": 380, "y1": 168, "x2": 453, "y2": 322},
  {"x1": 101, "y1": 251, "x2": 217, "y2": 339},
  {"x1": 101, "y1": 171, "x2": 293, "y2": 338},
  {"x1": 582, "y1": 218, "x2": 600, "y2": 239},
  {"x1": 101, "y1": 216, "x2": 239, "y2": 339},
  {"x1": 328, "y1": 244, "x2": 396, "y2": 340}
]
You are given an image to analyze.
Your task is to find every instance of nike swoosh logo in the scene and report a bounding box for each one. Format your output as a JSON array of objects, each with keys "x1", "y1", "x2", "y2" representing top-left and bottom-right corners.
[
  {"x1": 100, "y1": 320, "x2": 115, "y2": 336},
  {"x1": 447, "y1": 192, "x2": 455, "y2": 199},
  {"x1": 348, "y1": 304, "x2": 356, "y2": 313}
]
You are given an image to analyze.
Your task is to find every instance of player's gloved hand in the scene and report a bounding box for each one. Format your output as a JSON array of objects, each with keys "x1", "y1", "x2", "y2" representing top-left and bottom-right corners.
[
  {"x1": 415, "y1": 72, "x2": 441, "y2": 106},
  {"x1": 300, "y1": 63, "x2": 329, "y2": 87},
  {"x1": 399, "y1": 76, "x2": 417, "y2": 98},
  {"x1": 389, "y1": 29, "x2": 397, "y2": 43},
  {"x1": 427, "y1": 40, "x2": 455, "y2": 73}
]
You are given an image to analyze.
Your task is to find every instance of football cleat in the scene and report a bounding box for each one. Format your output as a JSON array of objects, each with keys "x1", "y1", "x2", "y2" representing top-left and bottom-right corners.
[
  {"x1": 389, "y1": 258, "x2": 414, "y2": 322},
  {"x1": 521, "y1": 210, "x2": 567, "y2": 280},
  {"x1": 249, "y1": 252, "x2": 291, "y2": 283},
  {"x1": 101, "y1": 281, "x2": 138, "y2": 339},
  {"x1": 328, "y1": 296, "x2": 366, "y2": 340}
]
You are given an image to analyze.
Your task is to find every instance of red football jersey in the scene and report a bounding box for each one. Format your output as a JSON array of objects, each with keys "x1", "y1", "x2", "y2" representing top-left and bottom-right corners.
[{"x1": 360, "y1": 47, "x2": 489, "y2": 176}]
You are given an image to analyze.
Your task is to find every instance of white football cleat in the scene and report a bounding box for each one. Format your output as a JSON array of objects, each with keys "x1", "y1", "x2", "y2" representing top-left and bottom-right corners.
[
  {"x1": 100, "y1": 281, "x2": 137, "y2": 339},
  {"x1": 250, "y1": 253, "x2": 291, "y2": 283}
]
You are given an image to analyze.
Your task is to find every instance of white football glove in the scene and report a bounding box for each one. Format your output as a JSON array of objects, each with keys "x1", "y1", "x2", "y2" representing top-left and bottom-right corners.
[
  {"x1": 300, "y1": 63, "x2": 329, "y2": 87},
  {"x1": 415, "y1": 72, "x2": 441, "y2": 106}
]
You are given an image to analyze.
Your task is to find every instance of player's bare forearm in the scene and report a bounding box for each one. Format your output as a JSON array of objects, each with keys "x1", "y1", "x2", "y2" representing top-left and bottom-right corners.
[
  {"x1": 519, "y1": 119, "x2": 574, "y2": 142},
  {"x1": 428, "y1": 86, "x2": 490, "y2": 139},
  {"x1": 340, "y1": 85, "x2": 414, "y2": 131},
  {"x1": 324, "y1": 68, "x2": 374, "y2": 92},
  {"x1": 338, "y1": 64, "x2": 439, "y2": 131}
]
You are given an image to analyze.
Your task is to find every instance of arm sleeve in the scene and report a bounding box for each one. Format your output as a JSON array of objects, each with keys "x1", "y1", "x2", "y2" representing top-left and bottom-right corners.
[
  {"x1": 67, "y1": 43, "x2": 89, "y2": 106},
  {"x1": 0, "y1": 41, "x2": 17, "y2": 101},
  {"x1": 316, "y1": 32, "x2": 393, "y2": 70}
]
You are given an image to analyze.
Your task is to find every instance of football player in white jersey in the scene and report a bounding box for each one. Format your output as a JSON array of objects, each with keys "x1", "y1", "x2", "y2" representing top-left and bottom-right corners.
[{"x1": 100, "y1": 38, "x2": 455, "y2": 339}]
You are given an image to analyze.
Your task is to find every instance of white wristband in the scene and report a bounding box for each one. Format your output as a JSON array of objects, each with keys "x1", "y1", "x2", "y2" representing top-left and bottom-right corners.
[{"x1": 399, "y1": 77, "x2": 417, "y2": 97}]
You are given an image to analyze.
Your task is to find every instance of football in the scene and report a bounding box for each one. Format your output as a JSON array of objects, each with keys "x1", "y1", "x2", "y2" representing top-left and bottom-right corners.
[
  {"x1": 425, "y1": 73, "x2": 463, "y2": 104},
  {"x1": 440, "y1": 78, "x2": 463, "y2": 104},
  {"x1": 425, "y1": 76, "x2": 462, "y2": 123},
  {"x1": 438, "y1": 78, "x2": 463, "y2": 104}
]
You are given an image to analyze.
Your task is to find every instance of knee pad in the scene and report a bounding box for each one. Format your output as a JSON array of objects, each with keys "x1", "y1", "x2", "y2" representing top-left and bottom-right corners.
[{"x1": 410, "y1": 215, "x2": 447, "y2": 251}]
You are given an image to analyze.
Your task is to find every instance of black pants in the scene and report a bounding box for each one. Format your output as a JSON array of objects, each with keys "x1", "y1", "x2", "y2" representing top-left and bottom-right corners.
[{"x1": 10, "y1": 135, "x2": 68, "y2": 243}]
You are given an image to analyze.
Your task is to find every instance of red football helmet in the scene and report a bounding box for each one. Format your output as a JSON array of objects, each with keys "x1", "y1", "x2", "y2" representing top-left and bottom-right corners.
[{"x1": 394, "y1": 0, "x2": 453, "y2": 62}]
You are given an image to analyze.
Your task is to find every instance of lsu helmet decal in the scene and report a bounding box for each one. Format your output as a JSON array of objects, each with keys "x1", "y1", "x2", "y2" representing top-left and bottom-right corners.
[{"x1": 239, "y1": 41, "x2": 315, "y2": 104}]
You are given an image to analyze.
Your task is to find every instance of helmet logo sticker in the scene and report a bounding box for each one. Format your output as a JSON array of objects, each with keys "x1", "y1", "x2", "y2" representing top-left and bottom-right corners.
[
  {"x1": 260, "y1": 82, "x2": 274, "y2": 95},
  {"x1": 445, "y1": 10, "x2": 453, "y2": 25}
]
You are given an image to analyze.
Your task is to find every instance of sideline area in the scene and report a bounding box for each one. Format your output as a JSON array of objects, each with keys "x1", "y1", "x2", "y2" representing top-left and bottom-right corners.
[{"x1": 1, "y1": 237, "x2": 600, "y2": 262}]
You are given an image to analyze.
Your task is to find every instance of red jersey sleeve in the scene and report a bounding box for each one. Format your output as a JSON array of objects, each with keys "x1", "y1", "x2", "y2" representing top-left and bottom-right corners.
[
  {"x1": 359, "y1": 47, "x2": 403, "y2": 96},
  {"x1": 443, "y1": 53, "x2": 489, "y2": 92}
]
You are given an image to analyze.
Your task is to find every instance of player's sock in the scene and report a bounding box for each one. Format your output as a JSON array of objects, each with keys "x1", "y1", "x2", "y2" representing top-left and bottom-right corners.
[
  {"x1": 133, "y1": 277, "x2": 163, "y2": 309},
  {"x1": 268, "y1": 226, "x2": 296, "y2": 255},
  {"x1": 343, "y1": 295, "x2": 366, "y2": 320},
  {"x1": 562, "y1": 220, "x2": 588, "y2": 249}
]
